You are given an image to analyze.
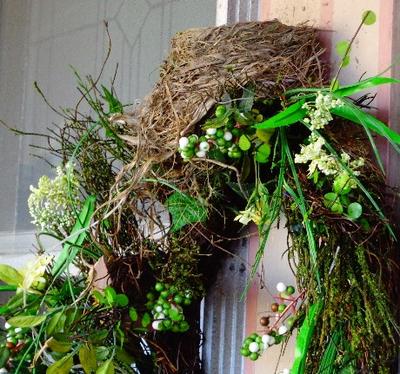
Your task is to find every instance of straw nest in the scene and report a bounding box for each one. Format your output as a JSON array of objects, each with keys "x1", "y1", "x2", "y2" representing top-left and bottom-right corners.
[{"x1": 110, "y1": 20, "x2": 326, "y2": 202}]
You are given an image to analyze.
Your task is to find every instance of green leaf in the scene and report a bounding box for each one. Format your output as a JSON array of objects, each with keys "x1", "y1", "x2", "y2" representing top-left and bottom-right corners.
[
  {"x1": 46, "y1": 310, "x2": 67, "y2": 336},
  {"x1": 166, "y1": 191, "x2": 207, "y2": 232},
  {"x1": 331, "y1": 103, "x2": 400, "y2": 146},
  {"x1": 52, "y1": 195, "x2": 96, "y2": 277},
  {"x1": 79, "y1": 343, "x2": 97, "y2": 374},
  {"x1": 0, "y1": 264, "x2": 23, "y2": 286},
  {"x1": 89, "y1": 329, "x2": 109, "y2": 345},
  {"x1": 46, "y1": 354, "x2": 73, "y2": 374},
  {"x1": 95, "y1": 346, "x2": 110, "y2": 361},
  {"x1": 238, "y1": 135, "x2": 251, "y2": 151},
  {"x1": 104, "y1": 286, "x2": 117, "y2": 305},
  {"x1": 115, "y1": 294, "x2": 129, "y2": 307},
  {"x1": 0, "y1": 292, "x2": 24, "y2": 314},
  {"x1": 47, "y1": 338, "x2": 72, "y2": 353},
  {"x1": 333, "y1": 76, "x2": 400, "y2": 97},
  {"x1": 129, "y1": 307, "x2": 138, "y2": 322},
  {"x1": 141, "y1": 312, "x2": 151, "y2": 328},
  {"x1": 101, "y1": 85, "x2": 123, "y2": 114},
  {"x1": 347, "y1": 202, "x2": 363, "y2": 220},
  {"x1": 291, "y1": 301, "x2": 323, "y2": 374},
  {"x1": 317, "y1": 329, "x2": 342, "y2": 374},
  {"x1": 362, "y1": 10, "x2": 376, "y2": 25},
  {"x1": 96, "y1": 359, "x2": 114, "y2": 374},
  {"x1": 255, "y1": 143, "x2": 271, "y2": 163},
  {"x1": 0, "y1": 284, "x2": 17, "y2": 292},
  {"x1": 254, "y1": 100, "x2": 307, "y2": 129},
  {"x1": 8, "y1": 314, "x2": 47, "y2": 328},
  {"x1": 115, "y1": 347, "x2": 135, "y2": 365},
  {"x1": 92, "y1": 290, "x2": 105, "y2": 304},
  {"x1": 0, "y1": 346, "x2": 10, "y2": 368},
  {"x1": 323, "y1": 192, "x2": 343, "y2": 214}
]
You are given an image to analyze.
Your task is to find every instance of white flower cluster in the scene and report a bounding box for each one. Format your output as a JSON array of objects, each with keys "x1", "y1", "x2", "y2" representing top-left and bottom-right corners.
[
  {"x1": 20, "y1": 254, "x2": 53, "y2": 292},
  {"x1": 28, "y1": 163, "x2": 80, "y2": 233},
  {"x1": 302, "y1": 92, "x2": 343, "y2": 131},
  {"x1": 295, "y1": 92, "x2": 364, "y2": 178}
]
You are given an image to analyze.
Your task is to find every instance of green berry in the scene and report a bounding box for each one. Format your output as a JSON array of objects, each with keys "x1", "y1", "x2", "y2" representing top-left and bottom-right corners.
[
  {"x1": 215, "y1": 105, "x2": 227, "y2": 118},
  {"x1": 188, "y1": 134, "x2": 198, "y2": 145},
  {"x1": 240, "y1": 347, "x2": 250, "y2": 357},
  {"x1": 199, "y1": 136, "x2": 207, "y2": 143},
  {"x1": 232, "y1": 128, "x2": 241, "y2": 137},
  {"x1": 216, "y1": 138, "x2": 226, "y2": 147},
  {"x1": 162, "y1": 319, "x2": 172, "y2": 330},
  {"x1": 183, "y1": 297, "x2": 192, "y2": 306},
  {"x1": 216, "y1": 129, "x2": 224, "y2": 138},
  {"x1": 146, "y1": 292, "x2": 155, "y2": 300},
  {"x1": 278, "y1": 304, "x2": 287, "y2": 313},
  {"x1": 231, "y1": 151, "x2": 242, "y2": 159},
  {"x1": 174, "y1": 295, "x2": 183, "y2": 304},
  {"x1": 286, "y1": 286, "x2": 295, "y2": 295},
  {"x1": 160, "y1": 290, "x2": 169, "y2": 299},
  {"x1": 249, "y1": 352, "x2": 259, "y2": 361},
  {"x1": 155, "y1": 283, "x2": 164, "y2": 292},
  {"x1": 179, "y1": 320, "x2": 190, "y2": 332}
]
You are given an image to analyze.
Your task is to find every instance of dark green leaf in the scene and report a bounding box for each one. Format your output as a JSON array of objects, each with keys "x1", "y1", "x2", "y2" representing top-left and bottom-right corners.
[
  {"x1": 0, "y1": 284, "x2": 17, "y2": 292},
  {"x1": 254, "y1": 100, "x2": 306, "y2": 129},
  {"x1": 52, "y1": 195, "x2": 96, "y2": 277},
  {"x1": 334, "y1": 76, "x2": 400, "y2": 97},
  {"x1": 331, "y1": 103, "x2": 400, "y2": 145},
  {"x1": 95, "y1": 346, "x2": 110, "y2": 361},
  {"x1": 0, "y1": 346, "x2": 10, "y2": 368},
  {"x1": 238, "y1": 135, "x2": 251, "y2": 151},
  {"x1": 129, "y1": 307, "x2": 138, "y2": 322},
  {"x1": 8, "y1": 314, "x2": 47, "y2": 328},
  {"x1": 79, "y1": 343, "x2": 97, "y2": 374},
  {"x1": 0, "y1": 292, "x2": 24, "y2": 314},
  {"x1": 255, "y1": 143, "x2": 271, "y2": 163},
  {"x1": 115, "y1": 294, "x2": 129, "y2": 307},
  {"x1": 166, "y1": 192, "x2": 207, "y2": 232},
  {"x1": 96, "y1": 359, "x2": 114, "y2": 374},
  {"x1": 89, "y1": 329, "x2": 109, "y2": 344},
  {"x1": 0, "y1": 264, "x2": 23, "y2": 286},
  {"x1": 291, "y1": 301, "x2": 323, "y2": 374},
  {"x1": 347, "y1": 202, "x2": 363, "y2": 220},
  {"x1": 115, "y1": 347, "x2": 135, "y2": 365}
]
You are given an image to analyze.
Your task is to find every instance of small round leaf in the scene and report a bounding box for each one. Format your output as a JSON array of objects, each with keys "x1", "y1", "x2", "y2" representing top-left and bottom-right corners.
[
  {"x1": 362, "y1": 10, "x2": 376, "y2": 25},
  {"x1": 347, "y1": 202, "x2": 363, "y2": 220}
]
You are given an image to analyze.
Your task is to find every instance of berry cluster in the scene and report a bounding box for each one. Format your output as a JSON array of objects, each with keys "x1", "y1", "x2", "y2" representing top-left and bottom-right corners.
[
  {"x1": 146, "y1": 282, "x2": 192, "y2": 333},
  {"x1": 178, "y1": 104, "x2": 270, "y2": 162},
  {"x1": 241, "y1": 282, "x2": 300, "y2": 362},
  {"x1": 0, "y1": 323, "x2": 32, "y2": 372}
]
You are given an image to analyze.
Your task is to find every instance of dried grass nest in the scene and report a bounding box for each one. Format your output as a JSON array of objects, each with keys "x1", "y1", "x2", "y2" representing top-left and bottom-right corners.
[{"x1": 109, "y1": 20, "x2": 326, "y2": 204}]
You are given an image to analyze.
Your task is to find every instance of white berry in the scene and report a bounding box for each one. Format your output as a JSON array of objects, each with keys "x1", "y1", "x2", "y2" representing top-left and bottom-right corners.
[
  {"x1": 199, "y1": 141, "x2": 210, "y2": 152},
  {"x1": 196, "y1": 150, "x2": 206, "y2": 158},
  {"x1": 0, "y1": 369, "x2": 9, "y2": 374},
  {"x1": 278, "y1": 325, "x2": 288, "y2": 335},
  {"x1": 262, "y1": 334, "x2": 275, "y2": 345},
  {"x1": 152, "y1": 320, "x2": 163, "y2": 331},
  {"x1": 223, "y1": 131, "x2": 233, "y2": 141},
  {"x1": 248, "y1": 341, "x2": 260, "y2": 353},
  {"x1": 276, "y1": 282, "x2": 287, "y2": 293},
  {"x1": 179, "y1": 137, "x2": 189, "y2": 149},
  {"x1": 206, "y1": 128, "x2": 217, "y2": 136},
  {"x1": 14, "y1": 328, "x2": 22, "y2": 333},
  {"x1": 155, "y1": 305, "x2": 163, "y2": 313},
  {"x1": 4, "y1": 323, "x2": 10, "y2": 330},
  {"x1": 281, "y1": 369, "x2": 290, "y2": 374}
]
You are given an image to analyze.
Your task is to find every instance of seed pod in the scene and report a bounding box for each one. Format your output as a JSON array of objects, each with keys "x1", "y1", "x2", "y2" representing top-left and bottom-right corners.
[
  {"x1": 259, "y1": 316, "x2": 270, "y2": 326},
  {"x1": 271, "y1": 303, "x2": 279, "y2": 312}
]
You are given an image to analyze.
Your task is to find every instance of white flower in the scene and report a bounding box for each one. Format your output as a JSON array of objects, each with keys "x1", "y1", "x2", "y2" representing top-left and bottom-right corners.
[{"x1": 19, "y1": 254, "x2": 53, "y2": 292}]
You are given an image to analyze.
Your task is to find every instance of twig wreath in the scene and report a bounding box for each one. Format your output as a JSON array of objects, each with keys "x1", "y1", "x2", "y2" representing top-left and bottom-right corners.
[{"x1": 1, "y1": 14, "x2": 400, "y2": 374}]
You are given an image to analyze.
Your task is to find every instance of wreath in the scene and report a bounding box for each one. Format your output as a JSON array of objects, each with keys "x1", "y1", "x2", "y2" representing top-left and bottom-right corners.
[{"x1": 0, "y1": 16, "x2": 399, "y2": 374}]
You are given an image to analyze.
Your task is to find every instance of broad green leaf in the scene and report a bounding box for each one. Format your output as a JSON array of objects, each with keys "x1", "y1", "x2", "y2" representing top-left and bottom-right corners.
[
  {"x1": 79, "y1": 343, "x2": 97, "y2": 374},
  {"x1": 238, "y1": 135, "x2": 251, "y2": 151},
  {"x1": 0, "y1": 264, "x2": 23, "y2": 286},
  {"x1": 52, "y1": 195, "x2": 96, "y2": 277},
  {"x1": 89, "y1": 329, "x2": 109, "y2": 345},
  {"x1": 64, "y1": 307, "x2": 82, "y2": 329},
  {"x1": 291, "y1": 301, "x2": 323, "y2": 374},
  {"x1": 331, "y1": 104, "x2": 400, "y2": 145},
  {"x1": 46, "y1": 354, "x2": 73, "y2": 374},
  {"x1": 104, "y1": 287, "x2": 117, "y2": 305},
  {"x1": 115, "y1": 347, "x2": 135, "y2": 365},
  {"x1": 317, "y1": 329, "x2": 342, "y2": 374},
  {"x1": 165, "y1": 191, "x2": 207, "y2": 232},
  {"x1": 92, "y1": 290, "x2": 105, "y2": 304},
  {"x1": 334, "y1": 76, "x2": 400, "y2": 97},
  {"x1": 0, "y1": 292, "x2": 24, "y2": 314},
  {"x1": 96, "y1": 359, "x2": 114, "y2": 374},
  {"x1": 254, "y1": 100, "x2": 307, "y2": 129},
  {"x1": 323, "y1": 193, "x2": 343, "y2": 214},
  {"x1": 362, "y1": 10, "x2": 376, "y2": 25},
  {"x1": 347, "y1": 202, "x2": 363, "y2": 220},
  {"x1": 115, "y1": 294, "x2": 129, "y2": 307},
  {"x1": 335, "y1": 40, "x2": 350, "y2": 58},
  {"x1": 47, "y1": 338, "x2": 72, "y2": 353},
  {"x1": 129, "y1": 307, "x2": 138, "y2": 322},
  {"x1": 8, "y1": 314, "x2": 47, "y2": 328},
  {"x1": 46, "y1": 310, "x2": 67, "y2": 336},
  {"x1": 141, "y1": 312, "x2": 151, "y2": 328}
]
